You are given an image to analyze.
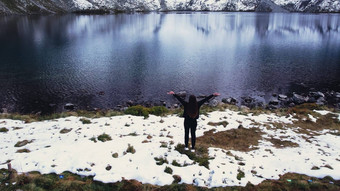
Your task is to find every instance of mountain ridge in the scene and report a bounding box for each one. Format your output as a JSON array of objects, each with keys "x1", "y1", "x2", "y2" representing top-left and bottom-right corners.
[{"x1": 0, "y1": 0, "x2": 339, "y2": 14}]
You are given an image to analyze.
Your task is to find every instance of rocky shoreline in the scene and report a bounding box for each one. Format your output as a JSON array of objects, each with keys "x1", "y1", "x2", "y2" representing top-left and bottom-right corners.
[
  {"x1": 60, "y1": 90, "x2": 340, "y2": 114},
  {"x1": 1, "y1": 90, "x2": 340, "y2": 115}
]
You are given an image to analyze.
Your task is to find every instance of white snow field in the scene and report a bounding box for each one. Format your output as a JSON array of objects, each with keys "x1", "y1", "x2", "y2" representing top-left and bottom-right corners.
[{"x1": 0, "y1": 109, "x2": 339, "y2": 188}]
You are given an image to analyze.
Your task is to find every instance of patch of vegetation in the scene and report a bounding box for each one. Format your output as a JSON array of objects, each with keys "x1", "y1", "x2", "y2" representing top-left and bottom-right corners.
[
  {"x1": 171, "y1": 160, "x2": 181, "y2": 167},
  {"x1": 126, "y1": 144, "x2": 136, "y2": 154},
  {"x1": 0, "y1": 110, "x2": 123, "y2": 123},
  {"x1": 164, "y1": 166, "x2": 173, "y2": 174},
  {"x1": 80, "y1": 118, "x2": 91, "y2": 124},
  {"x1": 207, "y1": 121, "x2": 229, "y2": 127},
  {"x1": 154, "y1": 157, "x2": 168, "y2": 165},
  {"x1": 16, "y1": 148, "x2": 30, "y2": 153},
  {"x1": 237, "y1": 169, "x2": 245, "y2": 180},
  {"x1": 124, "y1": 105, "x2": 150, "y2": 118},
  {"x1": 128, "y1": 132, "x2": 138, "y2": 136},
  {"x1": 267, "y1": 137, "x2": 299, "y2": 148},
  {"x1": 149, "y1": 106, "x2": 168, "y2": 116},
  {"x1": 175, "y1": 144, "x2": 210, "y2": 169},
  {"x1": 289, "y1": 112, "x2": 340, "y2": 135},
  {"x1": 59, "y1": 128, "x2": 72, "y2": 134},
  {"x1": 97, "y1": 133, "x2": 112, "y2": 142},
  {"x1": 124, "y1": 105, "x2": 168, "y2": 119},
  {"x1": 160, "y1": 141, "x2": 168, "y2": 148},
  {"x1": 89, "y1": 136, "x2": 97, "y2": 143},
  {"x1": 0, "y1": 127, "x2": 9, "y2": 132},
  {"x1": 196, "y1": 128, "x2": 263, "y2": 152},
  {"x1": 14, "y1": 140, "x2": 33, "y2": 147}
]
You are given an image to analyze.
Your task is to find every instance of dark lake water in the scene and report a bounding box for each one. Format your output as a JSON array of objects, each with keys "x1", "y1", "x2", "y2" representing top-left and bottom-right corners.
[{"x1": 1, "y1": 12, "x2": 340, "y2": 114}]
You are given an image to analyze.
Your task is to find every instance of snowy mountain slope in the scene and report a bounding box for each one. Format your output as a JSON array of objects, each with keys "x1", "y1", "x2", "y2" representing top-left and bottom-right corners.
[{"x1": 0, "y1": 0, "x2": 339, "y2": 14}]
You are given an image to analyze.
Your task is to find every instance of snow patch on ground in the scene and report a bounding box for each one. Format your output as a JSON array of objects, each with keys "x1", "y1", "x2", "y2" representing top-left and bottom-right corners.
[{"x1": 0, "y1": 109, "x2": 339, "y2": 187}]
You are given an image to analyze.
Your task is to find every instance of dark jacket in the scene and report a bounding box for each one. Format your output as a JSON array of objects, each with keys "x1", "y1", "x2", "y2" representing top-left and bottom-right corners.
[{"x1": 173, "y1": 94, "x2": 214, "y2": 119}]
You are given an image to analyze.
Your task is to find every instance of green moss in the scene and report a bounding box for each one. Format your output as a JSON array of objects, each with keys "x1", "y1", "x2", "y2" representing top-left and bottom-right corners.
[
  {"x1": 0, "y1": 127, "x2": 9, "y2": 133},
  {"x1": 171, "y1": 160, "x2": 181, "y2": 167},
  {"x1": 154, "y1": 157, "x2": 168, "y2": 165},
  {"x1": 126, "y1": 144, "x2": 136, "y2": 154},
  {"x1": 124, "y1": 105, "x2": 150, "y2": 118},
  {"x1": 237, "y1": 169, "x2": 245, "y2": 180},
  {"x1": 80, "y1": 118, "x2": 91, "y2": 124},
  {"x1": 89, "y1": 136, "x2": 97, "y2": 143},
  {"x1": 97, "y1": 133, "x2": 112, "y2": 142},
  {"x1": 164, "y1": 166, "x2": 173, "y2": 174},
  {"x1": 149, "y1": 106, "x2": 168, "y2": 116},
  {"x1": 175, "y1": 144, "x2": 210, "y2": 169}
]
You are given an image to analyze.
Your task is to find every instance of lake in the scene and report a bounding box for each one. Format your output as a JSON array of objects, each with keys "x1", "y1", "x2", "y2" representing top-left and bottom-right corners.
[{"x1": 0, "y1": 12, "x2": 340, "y2": 114}]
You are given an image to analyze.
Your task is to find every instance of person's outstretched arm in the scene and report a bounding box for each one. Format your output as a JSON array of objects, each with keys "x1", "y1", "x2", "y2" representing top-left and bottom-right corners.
[
  {"x1": 198, "y1": 92, "x2": 220, "y2": 107},
  {"x1": 167, "y1": 91, "x2": 187, "y2": 106}
]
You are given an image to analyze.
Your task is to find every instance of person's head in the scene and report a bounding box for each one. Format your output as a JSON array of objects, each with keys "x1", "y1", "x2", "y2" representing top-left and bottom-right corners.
[{"x1": 187, "y1": 95, "x2": 198, "y2": 118}]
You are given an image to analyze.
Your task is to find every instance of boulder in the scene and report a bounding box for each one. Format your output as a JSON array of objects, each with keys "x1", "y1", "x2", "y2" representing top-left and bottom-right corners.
[
  {"x1": 269, "y1": 97, "x2": 279, "y2": 105},
  {"x1": 64, "y1": 103, "x2": 75, "y2": 110},
  {"x1": 292, "y1": 93, "x2": 308, "y2": 104},
  {"x1": 222, "y1": 97, "x2": 237, "y2": 105},
  {"x1": 278, "y1": 94, "x2": 288, "y2": 100},
  {"x1": 209, "y1": 99, "x2": 219, "y2": 107},
  {"x1": 126, "y1": 100, "x2": 134, "y2": 106},
  {"x1": 309, "y1": 91, "x2": 325, "y2": 99},
  {"x1": 316, "y1": 97, "x2": 326, "y2": 105}
]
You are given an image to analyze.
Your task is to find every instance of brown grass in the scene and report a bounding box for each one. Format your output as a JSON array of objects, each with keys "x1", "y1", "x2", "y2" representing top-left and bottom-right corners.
[
  {"x1": 266, "y1": 137, "x2": 299, "y2": 148},
  {"x1": 196, "y1": 128, "x2": 263, "y2": 152}
]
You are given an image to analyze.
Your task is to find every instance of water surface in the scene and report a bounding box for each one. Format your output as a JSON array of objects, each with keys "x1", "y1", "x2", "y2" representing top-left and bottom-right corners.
[{"x1": 1, "y1": 12, "x2": 340, "y2": 113}]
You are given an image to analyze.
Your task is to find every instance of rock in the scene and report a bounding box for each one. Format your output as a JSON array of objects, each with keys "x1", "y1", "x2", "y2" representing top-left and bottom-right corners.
[
  {"x1": 173, "y1": 104, "x2": 179, "y2": 108},
  {"x1": 222, "y1": 97, "x2": 237, "y2": 105},
  {"x1": 64, "y1": 103, "x2": 75, "y2": 110},
  {"x1": 209, "y1": 99, "x2": 219, "y2": 107},
  {"x1": 269, "y1": 97, "x2": 279, "y2": 105},
  {"x1": 278, "y1": 94, "x2": 288, "y2": 100},
  {"x1": 172, "y1": 175, "x2": 182, "y2": 183},
  {"x1": 316, "y1": 97, "x2": 326, "y2": 105},
  {"x1": 98, "y1": 91, "x2": 105, "y2": 95},
  {"x1": 335, "y1": 92, "x2": 340, "y2": 98},
  {"x1": 1, "y1": 108, "x2": 8, "y2": 113},
  {"x1": 307, "y1": 97, "x2": 317, "y2": 103},
  {"x1": 176, "y1": 91, "x2": 187, "y2": 98},
  {"x1": 292, "y1": 93, "x2": 308, "y2": 104},
  {"x1": 289, "y1": 103, "x2": 295, "y2": 107},
  {"x1": 105, "y1": 165, "x2": 112, "y2": 171},
  {"x1": 126, "y1": 100, "x2": 134, "y2": 106},
  {"x1": 243, "y1": 97, "x2": 254, "y2": 104},
  {"x1": 309, "y1": 91, "x2": 325, "y2": 99},
  {"x1": 161, "y1": 101, "x2": 166, "y2": 106}
]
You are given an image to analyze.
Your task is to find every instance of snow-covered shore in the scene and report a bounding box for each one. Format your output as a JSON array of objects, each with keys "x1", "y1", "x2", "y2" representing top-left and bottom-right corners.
[{"x1": 0, "y1": 109, "x2": 339, "y2": 188}]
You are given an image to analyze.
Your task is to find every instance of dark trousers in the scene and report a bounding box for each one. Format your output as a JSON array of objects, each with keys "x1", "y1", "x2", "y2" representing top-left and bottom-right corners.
[{"x1": 184, "y1": 118, "x2": 197, "y2": 149}]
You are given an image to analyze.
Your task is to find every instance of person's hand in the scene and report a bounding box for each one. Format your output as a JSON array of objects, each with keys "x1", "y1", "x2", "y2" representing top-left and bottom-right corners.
[
  {"x1": 213, "y1": 92, "x2": 220, "y2": 97},
  {"x1": 167, "y1": 91, "x2": 175, "y2": 95}
]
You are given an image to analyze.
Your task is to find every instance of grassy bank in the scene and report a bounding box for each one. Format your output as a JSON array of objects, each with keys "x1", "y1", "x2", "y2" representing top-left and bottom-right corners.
[
  {"x1": 1, "y1": 102, "x2": 336, "y2": 122},
  {"x1": 0, "y1": 168, "x2": 339, "y2": 191}
]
